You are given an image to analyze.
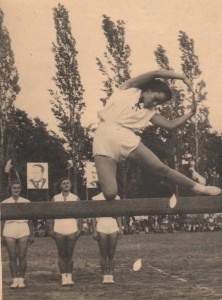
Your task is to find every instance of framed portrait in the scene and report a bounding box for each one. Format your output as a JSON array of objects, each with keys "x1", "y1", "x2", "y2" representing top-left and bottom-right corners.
[{"x1": 27, "y1": 162, "x2": 48, "y2": 189}]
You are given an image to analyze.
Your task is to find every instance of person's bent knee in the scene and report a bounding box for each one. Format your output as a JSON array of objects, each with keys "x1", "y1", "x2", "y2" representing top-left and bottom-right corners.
[{"x1": 103, "y1": 189, "x2": 118, "y2": 201}]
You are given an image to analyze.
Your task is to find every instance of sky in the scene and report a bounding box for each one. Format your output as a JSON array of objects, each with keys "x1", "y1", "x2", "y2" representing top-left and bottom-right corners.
[{"x1": 2, "y1": 0, "x2": 222, "y2": 134}]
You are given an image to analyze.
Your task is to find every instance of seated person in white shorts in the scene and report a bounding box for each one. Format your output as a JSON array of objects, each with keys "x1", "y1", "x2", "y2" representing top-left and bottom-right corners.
[
  {"x1": 93, "y1": 70, "x2": 221, "y2": 201},
  {"x1": 49, "y1": 178, "x2": 83, "y2": 286},
  {"x1": 92, "y1": 190, "x2": 123, "y2": 284},
  {"x1": 1, "y1": 180, "x2": 34, "y2": 289}
]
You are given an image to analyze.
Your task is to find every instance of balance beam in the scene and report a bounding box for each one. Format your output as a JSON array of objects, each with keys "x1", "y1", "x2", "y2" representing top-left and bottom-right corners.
[{"x1": 1, "y1": 196, "x2": 222, "y2": 220}]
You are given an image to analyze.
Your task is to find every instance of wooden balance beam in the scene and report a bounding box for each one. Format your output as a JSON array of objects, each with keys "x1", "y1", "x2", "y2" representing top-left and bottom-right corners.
[{"x1": 1, "y1": 196, "x2": 222, "y2": 220}]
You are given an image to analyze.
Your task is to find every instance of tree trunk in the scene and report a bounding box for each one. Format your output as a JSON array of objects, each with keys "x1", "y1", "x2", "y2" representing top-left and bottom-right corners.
[
  {"x1": 121, "y1": 162, "x2": 127, "y2": 199},
  {"x1": 194, "y1": 117, "x2": 199, "y2": 173},
  {"x1": 71, "y1": 142, "x2": 78, "y2": 194},
  {"x1": 0, "y1": 119, "x2": 5, "y2": 196},
  {"x1": 72, "y1": 165, "x2": 78, "y2": 195}
]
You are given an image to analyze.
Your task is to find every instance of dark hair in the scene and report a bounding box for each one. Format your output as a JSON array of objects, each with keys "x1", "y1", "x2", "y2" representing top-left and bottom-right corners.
[
  {"x1": 9, "y1": 180, "x2": 22, "y2": 193},
  {"x1": 141, "y1": 79, "x2": 172, "y2": 102},
  {"x1": 59, "y1": 177, "x2": 72, "y2": 187},
  {"x1": 33, "y1": 164, "x2": 44, "y2": 173}
]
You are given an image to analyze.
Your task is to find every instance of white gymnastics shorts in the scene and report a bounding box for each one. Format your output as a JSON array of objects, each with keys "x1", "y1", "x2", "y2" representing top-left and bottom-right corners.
[
  {"x1": 93, "y1": 123, "x2": 140, "y2": 162},
  {"x1": 96, "y1": 217, "x2": 119, "y2": 234},
  {"x1": 3, "y1": 222, "x2": 30, "y2": 239},
  {"x1": 54, "y1": 219, "x2": 78, "y2": 235}
]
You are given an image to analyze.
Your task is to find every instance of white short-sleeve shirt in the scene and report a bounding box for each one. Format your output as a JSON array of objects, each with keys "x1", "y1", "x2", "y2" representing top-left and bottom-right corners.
[{"x1": 98, "y1": 88, "x2": 156, "y2": 132}]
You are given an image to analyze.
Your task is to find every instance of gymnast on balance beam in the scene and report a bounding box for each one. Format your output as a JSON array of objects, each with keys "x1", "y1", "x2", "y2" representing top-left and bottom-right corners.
[{"x1": 93, "y1": 70, "x2": 221, "y2": 201}]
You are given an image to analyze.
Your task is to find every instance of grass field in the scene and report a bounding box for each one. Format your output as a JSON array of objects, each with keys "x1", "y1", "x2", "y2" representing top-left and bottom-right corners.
[{"x1": 2, "y1": 232, "x2": 222, "y2": 300}]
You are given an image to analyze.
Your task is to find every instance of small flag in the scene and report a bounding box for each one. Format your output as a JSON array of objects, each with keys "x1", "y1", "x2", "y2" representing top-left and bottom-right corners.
[
  {"x1": 133, "y1": 259, "x2": 142, "y2": 271},
  {"x1": 14, "y1": 168, "x2": 21, "y2": 183},
  {"x1": 5, "y1": 159, "x2": 12, "y2": 173},
  {"x1": 169, "y1": 194, "x2": 177, "y2": 208}
]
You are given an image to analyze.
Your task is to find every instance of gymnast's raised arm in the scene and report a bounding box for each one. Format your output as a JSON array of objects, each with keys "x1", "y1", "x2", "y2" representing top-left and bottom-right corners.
[
  {"x1": 120, "y1": 70, "x2": 193, "y2": 92},
  {"x1": 150, "y1": 96, "x2": 197, "y2": 130}
]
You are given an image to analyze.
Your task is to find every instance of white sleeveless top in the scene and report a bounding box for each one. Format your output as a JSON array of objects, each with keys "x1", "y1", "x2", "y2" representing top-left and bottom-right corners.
[
  {"x1": 53, "y1": 192, "x2": 79, "y2": 233},
  {"x1": 98, "y1": 87, "x2": 156, "y2": 132},
  {"x1": 2, "y1": 197, "x2": 30, "y2": 223}
]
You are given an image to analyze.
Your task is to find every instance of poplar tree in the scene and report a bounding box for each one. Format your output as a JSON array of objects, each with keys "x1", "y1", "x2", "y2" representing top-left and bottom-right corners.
[
  {"x1": 96, "y1": 15, "x2": 131, "y2": 198},
  {"x1": 178, "y1": 31, "x2": 211, "y2": 174},
  {"x1": 0, "y1": 9, "x2": 20, "y2": 194},
  {"x1": 153, "y1": 45, "x2": 186, "y2": 195},
  {"x1": 50, "y1": 4, "x2": 91, "y2": 194},
  {"x1": 96, "y1": 15, "x2": 131, "y2": 105}
]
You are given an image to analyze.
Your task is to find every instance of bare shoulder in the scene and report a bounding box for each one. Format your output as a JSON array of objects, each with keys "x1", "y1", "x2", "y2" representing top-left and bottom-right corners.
[{"x1": 20, "y1": 197, "x2": 30, "y2": 203}]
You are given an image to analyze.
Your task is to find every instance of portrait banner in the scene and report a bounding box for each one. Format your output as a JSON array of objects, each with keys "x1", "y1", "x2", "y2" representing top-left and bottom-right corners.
[{"x1": 27, "y1": 163, "x2": 48, "y2": 189}]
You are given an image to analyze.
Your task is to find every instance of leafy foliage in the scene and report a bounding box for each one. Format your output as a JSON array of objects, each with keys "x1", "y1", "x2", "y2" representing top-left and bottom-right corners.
[
  {"x1": 2, "y1": 108, "x2": 69, "y2": 199},
  {"x1": 0, "y1": 9, "x2": 20, "y2": 194},
  {"x1": 178, "y1": 30, "x2": 211, "y2": 174},
  {"x1": 96, "y1": 15, "x2": 131, "y2": 106},
  {"x1": 50, "y1": 4, "x2": 92, "y2": 193},
  {"x1": 152, "y1": 32, "x2": 219, "y2": 196}
]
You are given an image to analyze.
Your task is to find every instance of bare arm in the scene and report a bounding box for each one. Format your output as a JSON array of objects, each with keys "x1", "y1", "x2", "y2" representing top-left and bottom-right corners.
[
  {"x1": 1, "y1": 220, "x2": 5, "y2": 234},
  {"x1": 116, "y1": 217, "x2": 124, "y2": 235},
  {"x1": 28, "y1": 220, "x2": 35, "y2": 244},
  {"x1": 120, "y1": 70, "x2": 193, "y2": 91},
  {"x1": 48, "y1": 197, "x2": 55, "y2": 237},
  {"x1": 78, "y1": 218, "x2": 83, "y2": 232},
  {"x1": 1, "y1": 221, "x2": 5, "y2": 246},
  {"x1": 75, "y1": 196, "x2": 83, "y2": 236},
  {"x1": 92, "y1": 218, "x2": 97, "y2": 232},
  {"x1": 28, "y1": 220, "x2": 34, "y2": 235},
  {"x1": 92, "y1": 218, "x2": 98, "y2": 240},
  {"x1": 150, "y1": 95, "x2": 197, "y2": 130}
]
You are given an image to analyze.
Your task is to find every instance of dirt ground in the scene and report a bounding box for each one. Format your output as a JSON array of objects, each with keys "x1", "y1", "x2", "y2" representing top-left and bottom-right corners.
[{"x1": 2, "y1": 232, "x2": 222, "y2": 300}]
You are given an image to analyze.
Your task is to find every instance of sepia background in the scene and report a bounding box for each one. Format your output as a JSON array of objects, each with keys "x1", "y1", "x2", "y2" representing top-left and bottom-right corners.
[
  {"x1": 1, "y1": 0, "x2": 222, "y2": 133},
  {"x1": 1, "y1": 1, "x2": 222, "y2": 299}
]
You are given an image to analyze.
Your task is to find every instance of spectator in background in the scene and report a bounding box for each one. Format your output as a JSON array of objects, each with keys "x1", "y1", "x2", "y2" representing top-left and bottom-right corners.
[{"x1": 209, "y1": 169, "x2": 222, "y2": 188}]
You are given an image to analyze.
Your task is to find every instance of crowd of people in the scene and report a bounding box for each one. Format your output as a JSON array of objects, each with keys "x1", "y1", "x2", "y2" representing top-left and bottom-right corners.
[
  {"x1": 35, "y1": 213, "x2": 222, "y2": 238},
  {"x1": 123, "y1": 214, "x2": 222, "y2": 234}
]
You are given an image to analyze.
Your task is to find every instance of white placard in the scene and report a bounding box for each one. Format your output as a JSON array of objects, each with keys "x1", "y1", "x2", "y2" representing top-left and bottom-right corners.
[{"x1": 27, "y1": 163, "x2": 48, "y2": 189}]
